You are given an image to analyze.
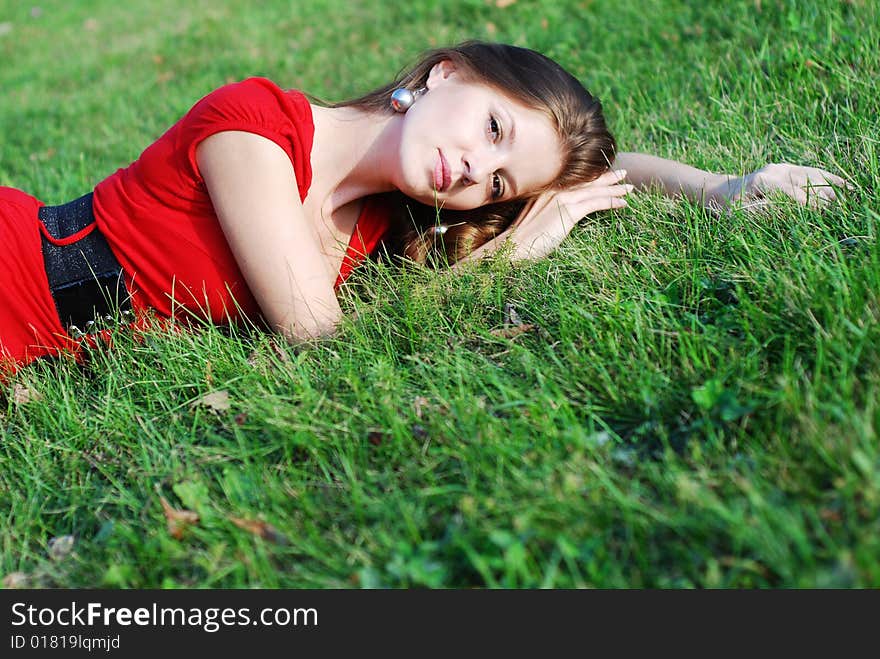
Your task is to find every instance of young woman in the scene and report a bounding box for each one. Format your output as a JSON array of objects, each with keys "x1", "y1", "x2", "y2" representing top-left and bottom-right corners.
[{"x1": 0, "y1": 41, "x2": 846, "y2": 375}]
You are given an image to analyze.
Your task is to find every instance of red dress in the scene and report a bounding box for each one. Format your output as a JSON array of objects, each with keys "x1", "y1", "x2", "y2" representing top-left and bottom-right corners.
[{"x1": 0, "y1": 78, "x2": 390, "y2": 375}]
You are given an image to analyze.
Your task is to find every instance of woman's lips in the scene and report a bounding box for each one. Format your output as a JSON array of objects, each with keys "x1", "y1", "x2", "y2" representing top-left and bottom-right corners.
[{"x1": 433, "y1": 149, "x2": 451, "y2": 192}]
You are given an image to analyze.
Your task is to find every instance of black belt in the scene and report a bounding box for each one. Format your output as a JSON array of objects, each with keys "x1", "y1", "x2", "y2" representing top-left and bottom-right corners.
[{"x1": 39, "y1": 192, "x2": 132, "y2": 333}]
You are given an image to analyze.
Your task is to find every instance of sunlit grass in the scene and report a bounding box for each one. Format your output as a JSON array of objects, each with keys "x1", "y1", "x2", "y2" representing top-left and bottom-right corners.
[{"x1": 1, "y1": 0, "x2": 878, "y2": 587}]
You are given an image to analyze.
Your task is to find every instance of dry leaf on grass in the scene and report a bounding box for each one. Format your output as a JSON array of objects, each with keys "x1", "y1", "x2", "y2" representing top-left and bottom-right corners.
[
  {"x1": 229, "y1": 517, "x2": 289, "y2": 545},
  {"x1": 247, "y1": 339, "x2": 291, "y2": 370},
  {"x1": 413, "y1": 396, "x2": 430, "y2": 419},
  {"x1": 269, "y1": 339, "x2": 292, "y2": 364},
  {"x1": 190, "y1": 390, "x2": 230, "y2": 413},
  {"x1": 48, "y1": 535, "x2": 75, "y2": 561},
  {"x1": 2, "y1": 572, "x2": 30, "y2": 589},
  {"x1": 503, "y1": 302, "x2": 524, "y2": 327},
  {"x1": 496, "y1": 0, "x2": 517, "y2": 7},
  {"x1": 489, "y1": 323, "x2": 536, "y2": 339},
  {"x1": 368, "y1": 430, "x2": 388, "y2": 446},
  {"x1": 13, "y1": 383, "x2": 42, "y2": 404},
  {"x1": 160, "y1": 496, "x2": 199, "y2": 539}
]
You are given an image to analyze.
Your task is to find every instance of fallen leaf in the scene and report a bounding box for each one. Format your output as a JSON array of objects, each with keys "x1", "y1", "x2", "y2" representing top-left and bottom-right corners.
[
  {"x1": 413, "y1": 396, "x2": 430, "y2": 419},
  {"x1": 160, "y1": 496, "x2": 199, "y2": 539},
  {"x1": 270, "y1": 339, "x2": 292, "y2": 364},
  {"x1": 48, "y1": 535, "x2": 75, "y2": 561},
  {"x1": 248, "y1": 340, "x2": 291, "y2": 370},
  {"x1": 503, "y1": 302, "x2": 524, "y2": 326},
  {"x1": 229, "y1": 516, "x2": 289, "y2": 545},
  {"x1": 489, "y1": 323, "x2": 535, "y2": 339},
  {"x1": 368, "y1": 430, "x2": 388, "y2": 446},
  {"x1": 13, "y1": 383, "x2": 42, "y2": 404},
  {"x1": 83, "y1": 18, "x2": 99, "y2": 31},
  {"x1": 190, "y1": 390, "x2": 230, "y2": 413},
  {"x1": 234, "y1": 412, "x2": 248, "y2": 426},
  {"x1": 495, "y1": 0, "x2": 516, "y2": 6},
  {"x1": 2, "y1": 572, "x2": 30, "y2": 588},
  {"x1": 205, "y1": 360, "x2": 213, "y2": 387},
  {"x1": 485, "y1": 21, "x2": 497, "y2": 36}
]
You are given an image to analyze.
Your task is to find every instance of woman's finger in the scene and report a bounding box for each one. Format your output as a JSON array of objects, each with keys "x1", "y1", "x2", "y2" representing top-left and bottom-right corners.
[
  {"x1": 815, "y1": 185, "x2": 836, "y2": 207},
  {"x1": 571, "y1": 190, "x2": 630, "y2": 215},
  {"x1": 813, "y1": 170, "x2": 853, "y2": 192},
  {"x1": 791, "y1": 185, "x2": 808, "y2": 206},
  {"x1": 815, "y1": 186, "x2": 837, "y2": 203},
  {"x1": 569, "y1": 183, "x2": 633, "y2": 203},
  {"x1": 580, "y1": 168, "x2": 627, "y2": 188},
  {"x1": 580, "y1": 196, "x2": 628, "y2": 217},
  {"x1": 826, "y1": 174, "x2": 847, "y2": 188},
  {"x1": 538, "y1": 169, "x2": 627, "y2": 205}
]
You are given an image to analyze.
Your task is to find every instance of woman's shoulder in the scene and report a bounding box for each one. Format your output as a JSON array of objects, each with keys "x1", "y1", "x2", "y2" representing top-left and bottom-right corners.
[
  {"x1": 212, "y1": 76, "x2": 306, "y2": 97},
  {"x1": 178, "y1": 76, "x2": 315, "y2": 149},
  {"x1": 168, "y1": 76, "x2": 317, "y2": 192},
  {"x1": 191, "y1": 76, "x2": 311, "y2": 118}
]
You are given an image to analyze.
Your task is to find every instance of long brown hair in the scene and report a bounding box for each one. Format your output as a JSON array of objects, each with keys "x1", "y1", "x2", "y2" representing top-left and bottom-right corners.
[{"x1": 334, "y1": 41, "x2": 616, "y2": 268}]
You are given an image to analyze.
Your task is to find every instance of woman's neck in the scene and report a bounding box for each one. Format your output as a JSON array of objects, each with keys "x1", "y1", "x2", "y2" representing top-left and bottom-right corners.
[{"x1": 309, "y1": 104, "x2": 400, "y2": 213}]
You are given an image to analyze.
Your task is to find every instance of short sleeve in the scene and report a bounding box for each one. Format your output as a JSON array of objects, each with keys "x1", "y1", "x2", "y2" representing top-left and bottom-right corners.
[{"x1": 178, "y1": 77, "x2": 315, "y2": 199}]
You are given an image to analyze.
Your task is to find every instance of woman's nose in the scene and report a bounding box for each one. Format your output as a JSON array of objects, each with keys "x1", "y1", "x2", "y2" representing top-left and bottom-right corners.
[{"x1": 462, "y1": 150, "x2": 498, "y2": 185}]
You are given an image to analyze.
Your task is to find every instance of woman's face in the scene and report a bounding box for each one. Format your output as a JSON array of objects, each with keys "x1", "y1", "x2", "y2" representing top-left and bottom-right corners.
[{"x1": 393, "y1": 60, "x2": 564, "y2": 210}]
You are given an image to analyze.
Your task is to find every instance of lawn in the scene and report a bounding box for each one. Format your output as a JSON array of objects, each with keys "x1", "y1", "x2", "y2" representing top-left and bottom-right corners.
[{"x1": 0, "y1": 0, "x2": 878, "y2": 587}]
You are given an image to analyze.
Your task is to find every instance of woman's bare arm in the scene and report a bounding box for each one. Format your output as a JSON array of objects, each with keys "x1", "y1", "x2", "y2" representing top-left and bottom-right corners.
[
  {"x1": 612, "y1": 152, "x2": 728, "y2": 205},
  {"x1": 453, "y1": 152, "x2": 851, "y2": 270},
  {"x1": 197, "y1": 131, "x2": 342, "y2": 343},
  {"x1": 613, "y1": 152, "x2": 850, "y2": 208}
]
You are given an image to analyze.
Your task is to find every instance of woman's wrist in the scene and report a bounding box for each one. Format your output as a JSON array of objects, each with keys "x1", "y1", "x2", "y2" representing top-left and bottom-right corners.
[
  {"x1": 615, "y1": 153, "x2": 733, "y2": 208},
  {"x1": 704, "y1": 173, "x2": 742, "y2": 207}
]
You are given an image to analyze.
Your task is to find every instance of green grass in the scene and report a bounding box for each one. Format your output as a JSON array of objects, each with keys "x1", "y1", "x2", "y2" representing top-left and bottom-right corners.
[{"x1": 1, "y1": 0, "x2": 878, "y2": 587}]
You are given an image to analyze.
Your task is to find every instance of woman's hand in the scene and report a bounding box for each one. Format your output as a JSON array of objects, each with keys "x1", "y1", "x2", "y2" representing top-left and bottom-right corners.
[
  {"x1": 611, "y1": 153, "x2": 852, "y2": 212},
  {"x1": 713, "y1": 163, "x2": 851, "y2": 210},
  {"x1": 505, "y1": 169, "x2": 632, "y2": 260}
]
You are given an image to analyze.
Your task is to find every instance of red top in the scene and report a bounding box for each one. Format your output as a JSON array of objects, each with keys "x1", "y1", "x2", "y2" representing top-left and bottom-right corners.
[
  {"x1": 0, "y1": 77, "x2": 390, "y2": 374},
  {"x1": 94, "y1": 76, "x2": 389, "y2": 326}
]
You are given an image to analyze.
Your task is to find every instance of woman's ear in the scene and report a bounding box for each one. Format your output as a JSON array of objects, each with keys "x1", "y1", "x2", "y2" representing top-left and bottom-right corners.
[{"x1": 426, "y1": 59, "x2": 458, "y2": 90}]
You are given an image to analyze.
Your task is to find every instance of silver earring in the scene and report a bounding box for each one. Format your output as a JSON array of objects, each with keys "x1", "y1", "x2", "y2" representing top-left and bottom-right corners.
[
  {"x1": 391, "y1": 87, "x2": 427, "y2": 113},
  {"x1": 430, "y1": 224, "x2": 448, "y2": 235}
]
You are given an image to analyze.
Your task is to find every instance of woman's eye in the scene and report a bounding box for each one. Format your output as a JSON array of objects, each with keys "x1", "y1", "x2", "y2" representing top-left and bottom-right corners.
[
  {"x1": 488, "y1": 116, "x2": 502, "y2": 142},
  {"x1": 491, "y1": 173, "x2": 504, "y2": 199}
]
